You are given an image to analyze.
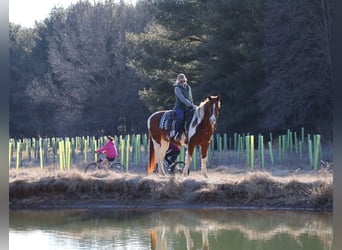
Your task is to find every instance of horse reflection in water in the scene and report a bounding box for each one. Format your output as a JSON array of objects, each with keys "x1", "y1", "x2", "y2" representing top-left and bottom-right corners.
[
  {"x1": 149, "y1": 228, "x2": 167, "y2": 250},
  {"x1": 147, "y1": 95, "x2": 221, "y2": 178},
  {"x1": 150, "y1": 227, "x2": 209, "y2": 250},
  {"x1": 184, "y1": 227, "x2": 209, "y2": 250}
]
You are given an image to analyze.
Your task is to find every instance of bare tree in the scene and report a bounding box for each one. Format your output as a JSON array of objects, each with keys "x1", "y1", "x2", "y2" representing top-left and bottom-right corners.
[{"x1": 27, "y1": 1, "x2": 151, "y2": 136}]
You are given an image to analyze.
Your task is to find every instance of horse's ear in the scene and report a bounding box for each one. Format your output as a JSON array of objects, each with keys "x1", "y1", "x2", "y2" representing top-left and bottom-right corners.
[
  {"x1": 209, "y1": 95, "x2": 220, "y2": 99},
  {"x1": 207, "y1": 95, "x2": 220, "y2": 100}
]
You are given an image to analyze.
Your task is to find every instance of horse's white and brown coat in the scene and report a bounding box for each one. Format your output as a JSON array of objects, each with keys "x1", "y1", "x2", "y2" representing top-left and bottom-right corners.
[{"x1": 147, "y1": 95, "x2": 220, "y2": 178}]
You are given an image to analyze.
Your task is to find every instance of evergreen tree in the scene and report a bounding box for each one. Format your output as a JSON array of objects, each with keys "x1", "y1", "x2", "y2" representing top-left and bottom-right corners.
[
  {"x1": 127, "y1": 0, "x2": 265, "y2": 133},
  {"x1": 259, "y1": 0, "x2": 333, "y2": 139},
  {"x1": 9, "y1": 23, "x2": 37, "y2": 137}
]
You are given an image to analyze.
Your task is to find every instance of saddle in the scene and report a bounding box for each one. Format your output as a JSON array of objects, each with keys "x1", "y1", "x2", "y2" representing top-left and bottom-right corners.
[{"x1": 159, "y1": 107, "x2": 196, "y2": 139}]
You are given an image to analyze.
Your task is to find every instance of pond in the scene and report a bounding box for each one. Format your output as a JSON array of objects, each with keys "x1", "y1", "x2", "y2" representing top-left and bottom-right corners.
[{"x1": 9, "y1": 208, "x2": 332, "y2": 250}]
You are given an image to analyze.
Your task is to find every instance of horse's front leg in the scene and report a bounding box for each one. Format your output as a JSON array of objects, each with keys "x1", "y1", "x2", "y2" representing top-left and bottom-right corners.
[
  {"x1": 200, "y1": 143, "x2": 210, "y2": 178},
  {"x1": 183, "y1": 144, "x2": 195, "y2": 177}
]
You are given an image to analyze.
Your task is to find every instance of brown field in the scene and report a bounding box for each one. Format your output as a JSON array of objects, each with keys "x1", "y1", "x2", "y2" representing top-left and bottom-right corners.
[{"x1": 9, "y1": 163, "x2": 333, "y2": 211}]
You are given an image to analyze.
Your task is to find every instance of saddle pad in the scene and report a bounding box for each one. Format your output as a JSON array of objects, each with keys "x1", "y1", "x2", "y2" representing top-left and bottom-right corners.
[{"x1": 159, "y1": 110, "x2": 175, "y2": 130}]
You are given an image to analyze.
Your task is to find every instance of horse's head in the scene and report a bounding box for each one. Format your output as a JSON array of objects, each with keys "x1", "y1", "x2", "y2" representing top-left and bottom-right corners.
[{"x1": 206, "y1": 95, "x2": 221, "y2": 126}]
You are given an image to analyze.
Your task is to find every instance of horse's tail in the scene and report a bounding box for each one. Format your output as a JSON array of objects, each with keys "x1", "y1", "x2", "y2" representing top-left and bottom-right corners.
[{"x1": 147, "y1": 133, "x2": 156, "y2": 174}]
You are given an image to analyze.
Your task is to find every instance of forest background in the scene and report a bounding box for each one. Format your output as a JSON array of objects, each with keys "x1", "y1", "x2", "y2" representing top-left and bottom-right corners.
[{"x1": 9, "y1": 0, "x2": 333, "y2": 143}]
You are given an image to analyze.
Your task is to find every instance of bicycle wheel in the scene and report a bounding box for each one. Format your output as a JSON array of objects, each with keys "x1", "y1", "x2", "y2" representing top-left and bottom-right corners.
[
  {"x1": 85, "y1": 162, "x2": 99, "y2": 173},
  {"x1": 172, "y1": 161, "x2": 189, "y2": 175},
  {"x1": 109, "y1": 162, "x2": 124, "y2": 172}
]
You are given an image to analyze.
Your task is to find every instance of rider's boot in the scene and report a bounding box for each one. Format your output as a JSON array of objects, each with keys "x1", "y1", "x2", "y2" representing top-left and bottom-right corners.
[{"x1": 173, "y1": 119, "x2": 181, "y2": 141}]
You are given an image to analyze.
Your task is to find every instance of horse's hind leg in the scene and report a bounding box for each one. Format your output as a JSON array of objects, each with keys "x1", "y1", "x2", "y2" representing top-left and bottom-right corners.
[
  {"x1": 159, "y1": 140, "x2": 169, "y2": 175},
  {"x1": 152, "y1": 138, "x2": 168, "y2": 176}
]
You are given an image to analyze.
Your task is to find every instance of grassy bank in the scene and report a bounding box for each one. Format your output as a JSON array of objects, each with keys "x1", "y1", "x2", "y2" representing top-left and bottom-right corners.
[{"x1": 9, "y1": 165, "x2": 332, "y2": 211}]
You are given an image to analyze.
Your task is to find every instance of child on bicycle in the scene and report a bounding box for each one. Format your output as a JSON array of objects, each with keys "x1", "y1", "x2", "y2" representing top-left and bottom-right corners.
[
  {"x1": 95, "y1": 135, "x2": 118, "y2": 169},
  {"x1": 164, "y1": 143, "x2": 180, "y2": 173}
]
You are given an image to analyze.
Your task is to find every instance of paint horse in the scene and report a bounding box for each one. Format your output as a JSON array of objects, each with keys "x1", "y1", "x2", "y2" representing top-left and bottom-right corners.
[{"x1": 147, "y1": 95, "x2": 220, "y2": 178}]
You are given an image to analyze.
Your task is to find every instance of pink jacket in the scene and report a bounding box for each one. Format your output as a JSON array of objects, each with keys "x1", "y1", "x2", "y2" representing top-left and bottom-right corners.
[{"x1": 96, "y1": 141, "x2": 118, "y2": 158}]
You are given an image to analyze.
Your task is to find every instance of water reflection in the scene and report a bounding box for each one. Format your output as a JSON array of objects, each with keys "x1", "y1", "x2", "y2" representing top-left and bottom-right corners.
[{"x1": 10, "y1": 209, "x2": 332, "y2": 250}]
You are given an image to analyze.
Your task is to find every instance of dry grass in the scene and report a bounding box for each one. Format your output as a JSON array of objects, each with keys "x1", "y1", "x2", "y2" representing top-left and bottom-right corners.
[{"x1": 9, "y1": 164, "x2": 332, "y2": 210}]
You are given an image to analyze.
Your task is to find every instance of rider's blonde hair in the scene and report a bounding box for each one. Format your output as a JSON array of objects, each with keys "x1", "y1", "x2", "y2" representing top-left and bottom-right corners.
[{"x1": 176, "y1": 73, "x2": 187, "y2": 84}]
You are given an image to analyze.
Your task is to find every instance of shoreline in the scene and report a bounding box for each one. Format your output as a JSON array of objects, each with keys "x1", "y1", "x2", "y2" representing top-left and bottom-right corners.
[
  {"x1": 9, "y1": 166, "x2": 333, "y2": 211},
  {"x1": 10, "y1": 200, "x2": 333, "y2": 212}
]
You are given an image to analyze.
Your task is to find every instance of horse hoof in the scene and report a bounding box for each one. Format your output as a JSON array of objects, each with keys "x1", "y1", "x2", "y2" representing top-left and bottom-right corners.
[
  {"x1": 158, "y1": 171, "x2": 166, "y2": 176},
  {"x1": 201, "y1": 172, "x2": 208, "y2": 178}
]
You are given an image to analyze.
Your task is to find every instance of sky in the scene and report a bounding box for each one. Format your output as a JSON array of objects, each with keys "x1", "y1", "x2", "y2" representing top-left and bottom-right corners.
[
  {"x1": 9, "y1": 0, "x2": 80, "y2": 28},
  {"x1": 9, "y1": 0, "x2": 137, "y2": 28}
]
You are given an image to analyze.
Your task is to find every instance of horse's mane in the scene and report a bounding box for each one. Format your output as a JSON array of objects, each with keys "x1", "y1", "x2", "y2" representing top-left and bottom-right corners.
[
  {"x1": 192, "y1": 97, "x2": 209, "y2": 125},
  {"x1": 199, "y1": 97, "x2": 209, "y2": 107},
  {"x1": 193, "y1": 96, "x2": 219, "y2": 126}
]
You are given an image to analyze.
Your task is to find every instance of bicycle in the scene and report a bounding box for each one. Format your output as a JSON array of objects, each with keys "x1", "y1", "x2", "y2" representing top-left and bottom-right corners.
[
  {"x1": 157, "y1": 156, "x2": 189, "y2": 175},
  {"x1": 85, "y1": 154, "x2": 124, "y2": 173}
]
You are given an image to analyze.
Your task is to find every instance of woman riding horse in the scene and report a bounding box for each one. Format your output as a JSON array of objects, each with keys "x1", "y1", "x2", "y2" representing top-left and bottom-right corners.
[
  {"x1": 172, "y1": 73, "x2": 197, "y2": 141},
  {"x1": 147, "y1": 95, "x2": 220, "y2": 178}
]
